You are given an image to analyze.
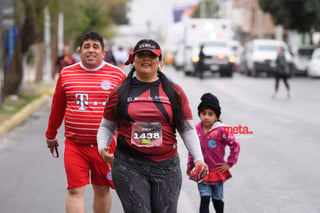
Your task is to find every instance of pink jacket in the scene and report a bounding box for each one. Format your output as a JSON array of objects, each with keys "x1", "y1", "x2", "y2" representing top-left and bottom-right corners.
[{"x1": 188, "y1": 121, "x2": 240, "y2": 171}]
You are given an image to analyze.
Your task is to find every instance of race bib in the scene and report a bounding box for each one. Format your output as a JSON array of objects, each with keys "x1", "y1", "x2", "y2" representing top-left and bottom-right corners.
[{"x1": 131, "y1": 122, "x2": 163, "y2": 148}]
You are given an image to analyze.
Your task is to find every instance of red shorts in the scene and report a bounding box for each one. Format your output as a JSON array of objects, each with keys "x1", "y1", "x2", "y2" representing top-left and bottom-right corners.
[{"x1": 64, "y1": 137, "x2": 116, "y2": 189}]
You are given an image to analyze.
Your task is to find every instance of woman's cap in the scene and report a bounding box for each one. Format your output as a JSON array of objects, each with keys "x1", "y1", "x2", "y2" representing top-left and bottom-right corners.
[
  {"x1": 133, "y1": 39, "x2": 162, "y2": 56},
  {"x1": 197, "y1": 93, "x2": 221, "y2": 118},
  {"x1": 125, "y1": 39, "x2": 162, "y2": 65}
]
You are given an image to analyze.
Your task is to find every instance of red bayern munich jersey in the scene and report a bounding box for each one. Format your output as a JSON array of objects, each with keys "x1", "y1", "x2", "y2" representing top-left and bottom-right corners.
[
  {"x1": 103, "y1": 78, "x2": 193, "y2": 161},
  {"x1": 45, "y1": 61, "x2": 126, "y2": 145}
]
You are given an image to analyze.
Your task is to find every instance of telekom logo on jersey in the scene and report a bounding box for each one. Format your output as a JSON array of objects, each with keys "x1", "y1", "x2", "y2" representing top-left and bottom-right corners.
[{"x1": 75, "y1": 93, "x2": 107, "y2": 111}]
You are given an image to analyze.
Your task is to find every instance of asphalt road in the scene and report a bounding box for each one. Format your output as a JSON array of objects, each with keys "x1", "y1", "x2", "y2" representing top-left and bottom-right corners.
[{"x1": 1, "y1": 67, "x2": 320, "y2": 213}]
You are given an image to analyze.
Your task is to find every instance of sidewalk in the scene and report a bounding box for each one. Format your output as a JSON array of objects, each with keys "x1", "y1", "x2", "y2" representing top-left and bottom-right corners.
[{"x1": 0, "y1": 86, "x2": 54, "y2": 136}]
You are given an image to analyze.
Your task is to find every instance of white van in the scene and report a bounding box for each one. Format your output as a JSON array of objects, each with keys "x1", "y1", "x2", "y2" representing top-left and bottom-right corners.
[{"x1": 242, "y1": 39, "x2": 293, "y2": 77}]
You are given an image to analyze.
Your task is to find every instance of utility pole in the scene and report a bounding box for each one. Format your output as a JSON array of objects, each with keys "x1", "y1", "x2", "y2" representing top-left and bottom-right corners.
[
  {"x1": 258, "y1": 9, "x2": 264, "y2": 38},
  {"x1": 44, "y1": 7, "x2": 52, "y2": 82},
  {"x1": 0, "y1": 10, "x2": 4, "y2": 106},
  {"x1": 58, "y1": 12, "x2": 64, "y2": 56},
  {"x1": 200, "y1": 0, "x2": 206, "y2": 18},
  {"x1": 0, "y1": 0, "x2": 14, "y2": 105}
]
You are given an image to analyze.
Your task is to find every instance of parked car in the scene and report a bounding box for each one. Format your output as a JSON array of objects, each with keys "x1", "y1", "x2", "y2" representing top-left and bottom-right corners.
[
  {"x1": 241, "y1": 39, "x2": 294, "y2": 77},
  {"x1": 229, "y1": 39, "x2": 243, "y2": 72},
  {"x1": 164, "y1": 51, "x2": 174, "y2": 65},
  {"x1": 173, "y1": 44, "x2": 184, "y2": 71},
  {"x1": 183, "y1": 39, "x2": 235, "y2": 77},
  {"x1": 293, "y1": 45, "x2": 316, "y2": 76},
  {"x1": 306, "y1": 48, "x2": 320, "y2": 77}
]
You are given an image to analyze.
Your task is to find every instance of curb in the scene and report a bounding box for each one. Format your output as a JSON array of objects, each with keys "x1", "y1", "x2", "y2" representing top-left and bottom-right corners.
[{"x1": 0, "y1": 94, "x2": 51, "y2": 136}]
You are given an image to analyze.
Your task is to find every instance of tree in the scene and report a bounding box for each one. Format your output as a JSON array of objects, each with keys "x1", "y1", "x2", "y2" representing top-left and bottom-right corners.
[
  {"x1": 5, "y1": 0, "x2": 48, "y2": 95},
  {"x1": 109, "y1": 1, "x2": 130, "y2": 25},
  {"x1": 192, "y1": 0, "x2": 219, "y2": 18},
  {"x1": 259, "y1": 0, "x2": 320, "y2": 44},
  {"x1": 61, "y1": 0, "x2": 130, "y2": 47},
  {"x1": 5, "y1": 0, "x2": 130, "y2": 95},
  {"x1": 49, "y1": 0, "x2": 131, "y2": 77}
]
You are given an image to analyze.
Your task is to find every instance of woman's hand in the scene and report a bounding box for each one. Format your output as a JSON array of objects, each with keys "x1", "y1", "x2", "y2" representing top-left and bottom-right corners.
[
  {"x1": 186, "y1": 168, "x2": 192, "y2": 176},
  {"x1": 100, "y1": 146, "x2": 114, "y2": 164}
]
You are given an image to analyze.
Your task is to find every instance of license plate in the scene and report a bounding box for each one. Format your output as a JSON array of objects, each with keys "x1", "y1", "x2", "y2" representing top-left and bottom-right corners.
[
  {"x1": 210, "y1": 65, "x2": 219, "y2": 71},
  {"x1": 204, "y1": 59, "x2": 214, "y2": 64}
]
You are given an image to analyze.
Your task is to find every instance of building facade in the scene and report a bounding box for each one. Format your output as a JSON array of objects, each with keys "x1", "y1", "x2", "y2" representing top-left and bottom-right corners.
[{"x1": 220, "y1": 0, "x2": 276, "y2": 43}]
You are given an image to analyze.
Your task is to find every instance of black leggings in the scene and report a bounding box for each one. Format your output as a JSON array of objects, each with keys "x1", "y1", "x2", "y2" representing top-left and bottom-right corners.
[
  {"x1": 112, "y1": 148, "x2": 182, "y2": 213},
  {"x1": 275, "y1": 74, "x2": 290, "y2": 92},
  {"x1": 199, "y1": 196, "x2": 224, "y2": 213}
]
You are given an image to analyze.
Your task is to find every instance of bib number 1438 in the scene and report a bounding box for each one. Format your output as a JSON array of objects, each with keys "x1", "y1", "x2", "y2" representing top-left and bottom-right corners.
[
  {"x1": 133, "y1": 132, "x2": 160, "y2": 140},
  {"x1": 131, "y1": 122, "x2": 163, "y2": 147}
]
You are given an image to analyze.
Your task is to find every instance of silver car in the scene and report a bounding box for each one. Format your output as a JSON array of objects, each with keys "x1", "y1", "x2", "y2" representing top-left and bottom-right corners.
[
  {"x1": 242, "y1": 39, "x2": 294, "y2": 77},
  {"x1": 293, "y1": 46, "x2": 315, "y2": 76},
  {"x1": 307, "y1": 48, "x2": 320, "y2": 77}
]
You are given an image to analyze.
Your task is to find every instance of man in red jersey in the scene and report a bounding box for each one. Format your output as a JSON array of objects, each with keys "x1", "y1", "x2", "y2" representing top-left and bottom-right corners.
[{"x1": 45, "y1": 31, "x2": 126, "y2": 213}]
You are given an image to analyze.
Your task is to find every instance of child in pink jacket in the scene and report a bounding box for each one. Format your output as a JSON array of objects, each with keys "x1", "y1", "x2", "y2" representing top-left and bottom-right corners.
[{"x1": 187, "y1": 93, "x2": 240, "y2": 213}]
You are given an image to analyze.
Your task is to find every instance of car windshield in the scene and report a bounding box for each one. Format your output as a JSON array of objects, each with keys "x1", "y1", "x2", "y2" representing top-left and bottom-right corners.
[
  {"x1": 298, "y1": 48, "x2": 314, "y2": 57},
  {"x1": 257, "y1": 45, "x2": 278, "y2": 51}
]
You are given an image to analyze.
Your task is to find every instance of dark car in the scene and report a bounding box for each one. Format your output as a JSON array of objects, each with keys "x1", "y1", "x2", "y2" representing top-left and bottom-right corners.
[{"x1": 184, "y1": 40, "x2": 236, "y2": 77}]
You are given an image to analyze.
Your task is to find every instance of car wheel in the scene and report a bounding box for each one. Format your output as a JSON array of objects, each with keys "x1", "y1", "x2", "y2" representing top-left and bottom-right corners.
[
  {"x1": 245, "y1": 67, "x2": 251, "y2": 76},
  {"x1": 184, "y1": 71, "x2": 191, "y2": 76},
  {"x1": 252, "y1": 68, "x2": 258, "y2": 77},
  {"x1": 306, "y1": 68, "x2": 312, "y2": 77}
]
